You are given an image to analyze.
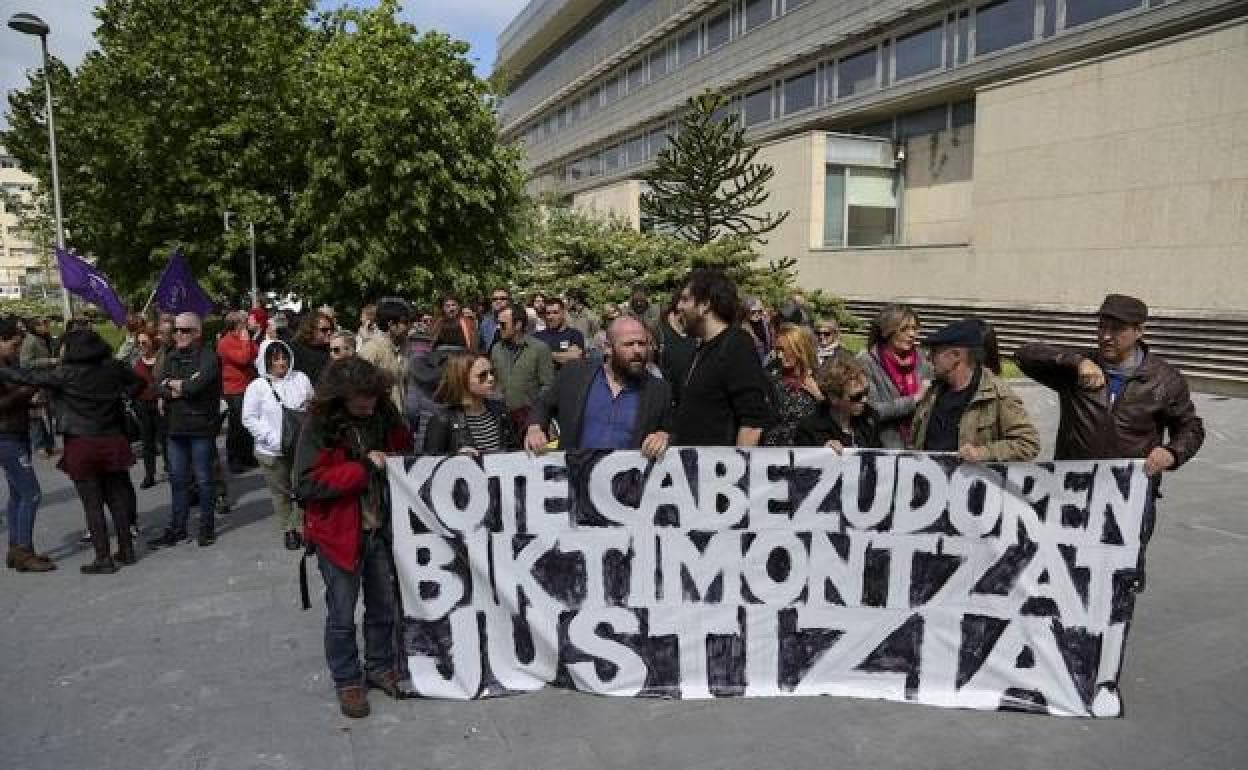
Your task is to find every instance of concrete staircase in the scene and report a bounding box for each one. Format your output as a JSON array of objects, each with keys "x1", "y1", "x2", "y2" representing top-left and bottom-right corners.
[{"x1": 843, "y1": 300, "x2": 1248, "y2": 397}]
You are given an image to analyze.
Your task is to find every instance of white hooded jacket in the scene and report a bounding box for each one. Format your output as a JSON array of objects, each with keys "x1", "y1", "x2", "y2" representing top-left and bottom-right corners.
[{"x1": 242, "y1": 340, "x2": 315, "y2": 457}]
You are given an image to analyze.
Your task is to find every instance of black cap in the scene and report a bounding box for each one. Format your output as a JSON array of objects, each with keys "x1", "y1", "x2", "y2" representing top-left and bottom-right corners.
[
  {"x1": 1097, "y1": 294, "x2": 1147, "y2": 325},
  {"x1": 925, "y1": 319, "x2": 984, "y2": 349}
]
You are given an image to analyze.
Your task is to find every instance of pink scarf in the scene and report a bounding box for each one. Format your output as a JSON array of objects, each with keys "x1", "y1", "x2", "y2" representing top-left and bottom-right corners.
[{"x1": 877, "y1": 345, "x2": 919, "y2": 441}]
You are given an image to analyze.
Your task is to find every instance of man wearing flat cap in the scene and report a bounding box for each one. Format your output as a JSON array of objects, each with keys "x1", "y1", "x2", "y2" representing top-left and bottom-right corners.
[
  {"x1": 1016, "y1": 293, "x2": 1204, "y2": 480},
  {"x1": 911, "y1": 319, "x2": 1040, "y2": 462}
]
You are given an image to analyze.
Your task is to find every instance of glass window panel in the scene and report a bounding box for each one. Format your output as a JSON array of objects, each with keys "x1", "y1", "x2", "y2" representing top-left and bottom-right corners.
[
  {"x1": 956, "y1": 12, "x2": 970, "y2": 64},
  {"x1": 1042, "y1": 0, "x2": 1057, "y2": 36},
  {"x1": 847, "y1": 167, "x2": 897, "y2": 246},
  {"x1": 783, "y1": 69, "x2": 817, "y2": 114},
  {"x1": 952, "y1": 99, "x2": 975, "y2": 128},
  {"x1": 587, "y1": 153, "x2": 602, "y2": 177},
  {"x1": 745, "y1": 0, "x2": 774, "y2": 31},
  {"x1": 651, "y1": 44, "x2": 670, "y2": 78},
  {"x1": 628, "y1": 62, "x2": 646, "y2": 93},
  {"x1": 604, "y1": 145, "x2": 621, "y2": 172},
  {"x1": 838, "y1": 48, "x2": 878, "y2": 99},
  {"x1": 975, "y1": 0, "x2": 1034, "y2": 55},
  {"x1": 648, "y1": 128, "x2": 669, "y2": 157},
  {"x1": 711, "y1": 102, "x2": 738, "y2": 126},
  {"x1": 824, "y1": 166, "x2": 846, "y2": 247},
  {"x1": 895, "y1": 23, "x2": 944, "y2": 80},
  {"x1": 744, "y1": 87, "x2": 772, "y2": 126},
  {"x1": 1065, "y1": 0, "x2": 1141, "y2": 27},
  {"x1": 627, "y1": 136, "x2": 646, "y2": 164},
  {"x1": 854, "y1": 119, "x2": 895, "y2": 139},
  {"x1": 880, "y1": 42, "x2": 891, "y2": 87},
  {"x1": 678, "y1": 28, "x2": 700, "y2": 65},
  {"x1": 898, "y1": 105, "x2": 948, "y2": 138},
  {"x1": 707, "y1": 11, "x2": 731, "y2": 51},
  {"x1": 784, "y1": 0, "x2": 808, "y2": 10}
]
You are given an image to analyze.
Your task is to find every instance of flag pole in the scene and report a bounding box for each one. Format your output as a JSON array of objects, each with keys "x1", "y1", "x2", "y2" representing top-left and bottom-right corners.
[{"x1": 142, "y1": 249, "x2": 175, "y2": 317}]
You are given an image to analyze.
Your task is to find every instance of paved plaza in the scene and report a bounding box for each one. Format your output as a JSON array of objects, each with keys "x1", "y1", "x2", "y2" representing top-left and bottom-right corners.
[{"x1": 2, "y1": 385, "x2": 1246, "y2": 770}]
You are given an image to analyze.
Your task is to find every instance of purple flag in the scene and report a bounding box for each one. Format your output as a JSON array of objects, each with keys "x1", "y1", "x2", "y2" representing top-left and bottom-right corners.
[
  {"x1": 152, "y1": 250, "x2": 215, "y2": 317},
  {"x1": 55, "y1": 248, "x2": 128, "y2": 326}
]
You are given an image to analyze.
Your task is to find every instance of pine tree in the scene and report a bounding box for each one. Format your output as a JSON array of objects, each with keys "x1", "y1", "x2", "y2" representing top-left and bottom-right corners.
[{"x1": 641, "y1": 91, "x2": 789, "y2": 245}]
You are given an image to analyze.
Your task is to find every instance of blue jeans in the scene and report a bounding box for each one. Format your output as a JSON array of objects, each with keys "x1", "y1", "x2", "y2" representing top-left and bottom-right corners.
[
  {"x1": 167, "y1": 435, "x2": 216, "y2": 534},
  {"x1": 317, "y1": 530, "x2": 398, "y2": 687},
  {"x1": 0, "y1": 434, "x2": 41, "y2": 548}
]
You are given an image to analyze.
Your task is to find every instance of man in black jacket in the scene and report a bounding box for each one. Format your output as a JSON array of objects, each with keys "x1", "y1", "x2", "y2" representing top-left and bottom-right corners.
[
  {"x1": 150, "y1": 313, "x2": 222, "y2": 547},
  {"x1": 525, "y1": 317, "x2": 671, "y2": 458}
]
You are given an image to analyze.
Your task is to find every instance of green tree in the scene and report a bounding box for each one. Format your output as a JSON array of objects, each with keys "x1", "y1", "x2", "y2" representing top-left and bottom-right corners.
[
  {"x1": 3, "y1": 0, "x2": 314, "y2": 304},
  {"x1": 293, "y1": 1, "x2": 527, "y2": 305},
  {"x1": 515, "y1": 208, "x2": 857, "y2": 329},
  {"x1": 640, "y1": 91, "x2": 789, "y2": 245},
  {"x1": 2, "y1": 0, "x2": 527, "y2": 310}
]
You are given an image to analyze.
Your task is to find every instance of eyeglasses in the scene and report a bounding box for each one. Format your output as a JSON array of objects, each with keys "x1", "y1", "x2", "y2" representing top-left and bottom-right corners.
[
  {"x1": 474, "y1": 370, "x2": 495, "y2": 383},
  {"x1": 749, "y1": 308, "x2": 764, "y2": 316},
  {"x1": 816, "y1": 329, "x2": 836, "y2": 338},
  {"x1": 317, "y1": 326, "x2": 333, "y2": 333},
  {"x1": 491, "y1": 295, "x2": 509, "y2": 302},
  {"x1": 845, "y1": 389, "x2": 869, "y2": 403},
  {"x1": 174, "y1": 327, "x2": 195, "y2": 335},
  {"x1": 330, "y1": 346, "x2": 346, "y2": 354}
]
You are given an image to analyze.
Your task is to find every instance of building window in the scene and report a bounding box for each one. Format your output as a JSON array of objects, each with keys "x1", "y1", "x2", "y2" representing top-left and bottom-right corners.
[
  {"x1": 1065, "y1": 0, "x2": 1142, "y2": 27},
  {"x1": 604, "y1": 145, "x2": 622, "y2": 173},
  {"x1": 898, "y1": 104, "x2": 948, "y2": 138},
  {"x1": 651, "y1": 43, "x2": 670, "y2": 79},
  {"x1": 678, "y1": 27, "x2": 700, "y2": 66},
  {"x1": 974, "y1": 0, "x2": 1034, "y2": 55},
  {"x1": 782, "y1": 69, "x2": 817, "y2": 115},
  {"x1": 837, "y1": 47, "x2": 878, "y2": 99},
  {"x1": 626, "y1": 135, "x2": 647, "y2": 165},
  {"x1": 895, "y1": 23, "x2": 945, "y2": 81},
  {"x1": 627, "y1": 61, "x2": 646, "y2": 94},
  {"x1": 784, "y1": 0, "x2": 808, "y2": 10},
  {"x1": 648, "y1": 127, "x2": 670, "y2": 158},
  {"x1": 587, "y1": 153, "x2": 603, "y2": 177},
  {"x1": 744, "y1": 87, "x2": 772, "y2": 126},
  {"x1": 825, "y1": 165, "x2": 899, "y2": 247},
  {"x1": 1042, "y1": 0, "x2": 1058, "y2": 36},
  {"x1": 707, "y1": 10, "x2": 731, "y2": 51},
  {"x1": 823, "y1": 167, "x2": 846, "y2": 247},
  {"x1": 955, "y1": 11, "x2": 970, "y2": 64},
  {"x1": 952, "y1": 99, "x2": 976, "y2": 128},
  {"x1": 744, "y1": 0, "x2": 774, "y2": 31}
]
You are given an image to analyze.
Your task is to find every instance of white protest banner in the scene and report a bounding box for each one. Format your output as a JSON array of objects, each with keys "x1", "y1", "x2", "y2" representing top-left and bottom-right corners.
[{"x1": 387, "y1": 449, "x2": 1152, "y2": 717}]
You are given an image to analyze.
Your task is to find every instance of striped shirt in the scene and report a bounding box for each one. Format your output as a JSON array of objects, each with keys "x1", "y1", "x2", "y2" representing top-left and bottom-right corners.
[{"x1": 464, "y1": 410, "x2": 502, "y2": 453}]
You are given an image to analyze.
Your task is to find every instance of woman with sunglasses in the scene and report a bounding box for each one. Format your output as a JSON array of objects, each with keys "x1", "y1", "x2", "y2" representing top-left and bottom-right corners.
[
  {"x1": 423, "y1": 352, "x2": 519, "y2": 455},
  {"x1": 796, "y1": 358, "x2": 882, "y2": 452}
]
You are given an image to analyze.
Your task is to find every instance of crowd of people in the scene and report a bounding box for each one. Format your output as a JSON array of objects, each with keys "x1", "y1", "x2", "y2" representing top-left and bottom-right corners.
[{"x1": 0, "y1": 268, "x2": 1205, "y2": 719}]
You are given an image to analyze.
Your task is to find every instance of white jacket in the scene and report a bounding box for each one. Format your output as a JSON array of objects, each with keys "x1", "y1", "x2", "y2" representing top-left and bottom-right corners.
[{"x1": 242, "y1": 340, "x2": 314, "y2": 457}]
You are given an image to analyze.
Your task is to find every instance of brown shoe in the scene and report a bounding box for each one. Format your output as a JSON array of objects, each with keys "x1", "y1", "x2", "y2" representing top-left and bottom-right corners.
[
  {"x1": 366, "y1": 669, "x2": 403, "y2": 699},
  {"x1": 11, "y1": 546, "x2": 57, "y2": 572},
  {"x1": 336, "y1": 685, "x2": 370, "y2": 718}
]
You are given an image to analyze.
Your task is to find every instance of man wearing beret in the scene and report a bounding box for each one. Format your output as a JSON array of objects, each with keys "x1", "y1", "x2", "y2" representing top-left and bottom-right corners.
[
  {"x1": 911, "y1": 319, "x2": 1040, "y2": 462},
  {"x1": 1016, "y1": 294, "x2": 1204, "y2": 480}
]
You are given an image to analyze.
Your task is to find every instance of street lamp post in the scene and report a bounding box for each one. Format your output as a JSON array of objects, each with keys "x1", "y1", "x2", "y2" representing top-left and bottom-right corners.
[
  {"x1": 7, "y1": 12, "x2": 74, "y2": 322},
  {"x1": 223, "y1": 211, "x2": 258, "y2": 305}
]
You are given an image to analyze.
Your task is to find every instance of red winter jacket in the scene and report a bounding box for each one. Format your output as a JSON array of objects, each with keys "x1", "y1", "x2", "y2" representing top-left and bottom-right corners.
[
  {"x1": 217, "y1": 333, "x2": 258, "y2": 396},
  {"x1": 293, "y1": 408, "x2": 412, "y2": 573}
]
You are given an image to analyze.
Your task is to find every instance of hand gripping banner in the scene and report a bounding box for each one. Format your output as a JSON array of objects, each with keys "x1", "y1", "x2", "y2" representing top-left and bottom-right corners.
[{"x1": 387, "y1": 449, "x2": 1152, "y2": 717}]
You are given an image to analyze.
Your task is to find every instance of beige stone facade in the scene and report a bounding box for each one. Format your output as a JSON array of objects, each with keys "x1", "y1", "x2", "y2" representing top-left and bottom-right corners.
[
  {"x1": 0, "y1": 146, "x2": 58, "y2": 300},
  {"x1": 563, "y1": 19, "x2": 1248, "y2": 317}
]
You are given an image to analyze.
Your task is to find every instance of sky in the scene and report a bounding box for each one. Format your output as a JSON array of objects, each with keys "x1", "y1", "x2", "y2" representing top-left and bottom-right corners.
[{"x1": 0, "y1": 0, "x2": 530, "y2": 130}]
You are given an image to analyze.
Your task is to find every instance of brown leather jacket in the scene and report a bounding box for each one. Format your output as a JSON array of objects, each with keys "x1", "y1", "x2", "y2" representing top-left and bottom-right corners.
[{"x1": 1016, "y1": 342, "x2": 1204, "y2": 467}]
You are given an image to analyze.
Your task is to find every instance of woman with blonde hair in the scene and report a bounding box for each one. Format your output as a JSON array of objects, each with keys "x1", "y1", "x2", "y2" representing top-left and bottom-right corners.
[
  {"x1": 423, "y1": 352, "x2": 519, "y2": 455},
  {"x1": 857, "y1": 304, "x2": 931, "y2": 448},
  {"x1": 762, "y1": 323, "x2": 823, "y2": 446}
]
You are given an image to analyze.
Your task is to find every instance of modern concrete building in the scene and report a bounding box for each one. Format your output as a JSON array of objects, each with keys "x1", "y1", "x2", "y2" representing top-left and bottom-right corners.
[
  {"x1": 0, "y1": 145, "x2": 61, "y2": 302},
  {"x1": 496, "y1": 0, "x2": 1248, "y2": 391}
]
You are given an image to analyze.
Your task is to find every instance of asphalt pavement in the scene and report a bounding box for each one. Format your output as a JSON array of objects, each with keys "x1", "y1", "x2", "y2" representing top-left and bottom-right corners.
[{"x1": 2, "y1": 385, "x2": 1246, "y2": 770}]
